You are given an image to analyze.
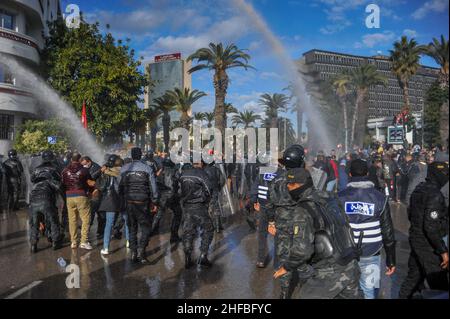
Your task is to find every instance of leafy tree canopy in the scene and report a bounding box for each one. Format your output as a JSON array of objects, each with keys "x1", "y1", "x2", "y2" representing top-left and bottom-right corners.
[{"x1": 41, "y1": 18, "x2": 148, "y2": 140}]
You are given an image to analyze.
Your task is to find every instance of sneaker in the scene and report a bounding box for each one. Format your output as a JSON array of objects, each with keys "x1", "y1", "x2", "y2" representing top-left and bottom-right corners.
[
  {"x1": 80, "y1": 242, "x2": 93, "y2": 250},
  {"x1": 100, "y1": 248, "x2": 109, "y2": 255},
  {"x1": 71, "y1": 242, "x2": 78, "y2": 249},
  {"x1": 126, "y1": 240, "x2": 130, "y2": 248}
]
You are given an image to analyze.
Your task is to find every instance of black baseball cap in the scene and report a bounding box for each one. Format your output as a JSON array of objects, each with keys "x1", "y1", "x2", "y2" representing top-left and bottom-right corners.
[{"x1": 286, "y1": 168, "x2": 311, "y2": 184}]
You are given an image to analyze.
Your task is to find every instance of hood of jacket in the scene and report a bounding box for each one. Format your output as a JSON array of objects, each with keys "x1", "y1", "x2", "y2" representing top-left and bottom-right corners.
[{"x1": 347, "y1": 176, "x2": 374, "y2": 189}]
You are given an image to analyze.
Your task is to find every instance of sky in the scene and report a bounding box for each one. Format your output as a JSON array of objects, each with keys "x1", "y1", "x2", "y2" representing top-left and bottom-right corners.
[{"x1": 60, "y1": 0, "x2": 449, "y2": 123}]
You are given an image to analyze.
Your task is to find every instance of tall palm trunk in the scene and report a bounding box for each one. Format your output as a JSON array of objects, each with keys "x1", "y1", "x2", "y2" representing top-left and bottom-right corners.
[
  {"x1": 339, "y1": 96, "x2": 349, "y2": 152},
  {"x1": 162, "y1": 112, "x2": 170, "y2": 153},
  {"x1": 150, "y1": 127, "x2": 158, "y2": 151},
  {"x1": 296, "y1": 104, "x2": 303, "y2": 144},
  {"x1": 271, "y1": 109, "x2": 278, "y2": 129},
  {"x1": 353, "y1": 88, "x2": 369, "y2": 148},
  {"x1": 181, "y1": 112, "x2": 190, "y2": 131},
  {"x1": 402, "y1": 80, "x2": 411, "y2": 112},
  {"x1": 214, "y1": 70, "x2": 228, "y2": 134}
]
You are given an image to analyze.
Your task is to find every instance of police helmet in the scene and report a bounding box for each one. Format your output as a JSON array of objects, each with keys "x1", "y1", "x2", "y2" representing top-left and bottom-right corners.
[
  {"x1": 42, "y1": 150, "x2": 55, "y2": 163},
  {"x1": 105, "y1": 154, "x2": 119, "y2": 168},
  {"x1": 8, "y1": 149, "x2": 18, "y2": 159},
  {"x1": 279, "y1": 145, "x2": 305, "y2": 168}
]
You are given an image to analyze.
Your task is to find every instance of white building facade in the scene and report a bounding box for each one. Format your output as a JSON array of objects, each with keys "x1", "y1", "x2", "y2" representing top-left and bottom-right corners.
[{"x1": 0, "y1": 0, "x2": 61, "y2": 156}]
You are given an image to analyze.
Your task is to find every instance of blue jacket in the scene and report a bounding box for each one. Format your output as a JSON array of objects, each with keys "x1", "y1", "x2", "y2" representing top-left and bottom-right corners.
[{"x1": 337, "y1": 177, "x2": 396, "y2": 266}]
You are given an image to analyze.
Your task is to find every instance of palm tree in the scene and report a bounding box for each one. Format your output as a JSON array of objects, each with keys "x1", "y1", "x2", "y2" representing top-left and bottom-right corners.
[
  {"x1": 188, "y1": 43, "x2": 253, "y2": 134},
  {"x1": 152, "y1": 93, "x2": 175, "y2": 153},
  {"x1": 390, "y1": 36, "x2": 424, "y2": 113},
  {"x1": 332, "y1": 71, "x2": 352, "y2": 152},
  {"x1": 423, "y1": 35, "x2": 449, "y2": 88},
  {"x1": 348, "y1": 64, "x2": 388, "y2": 147},
  {"x1": 193, "y1": 112, "x2": 206, "y2": 125},
  {"x1": 144, "y1": 106, "x2": 161, "y2": 151},
  {"x1": 422, "y1": 35, "x2": 449, "y2": 144},
  {"x1": 231, "y1": 110, "x2": 261, "y2": 128},
  {"x1": 224, "y1": 103, "x2": 238, "y2": 126},
  {"x1": 259, "y1": 93, "x2": 290, "y2": 129},
  {"x1": 204, "y1": 112, "x2": 215, "y2": 128},
  {"x1": 283, "y1": 84, "x2": 303, "y2": 144},
  {"x1": 166, "y1": 88, "x2": 206, "y2": 130}
]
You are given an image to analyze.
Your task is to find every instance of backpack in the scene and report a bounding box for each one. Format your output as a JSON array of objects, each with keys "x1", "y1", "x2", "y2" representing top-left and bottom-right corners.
[{"x1": 300, "y1": 191, "x2": 360, "y2": 266}]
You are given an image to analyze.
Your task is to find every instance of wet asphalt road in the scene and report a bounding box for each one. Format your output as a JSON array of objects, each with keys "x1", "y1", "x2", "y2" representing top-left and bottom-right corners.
[{"x1": 0, "y1": 202, "x2": 410, "y2": 299}]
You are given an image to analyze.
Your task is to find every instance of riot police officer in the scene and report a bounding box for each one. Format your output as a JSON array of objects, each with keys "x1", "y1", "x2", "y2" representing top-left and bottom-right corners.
[
  {"x1": 204, "y1": 159, "x2": 226, "y2": 233},
  {"x1": 3, "y1": 149, "x2": 24, "y2": 211},
  {"x1": 176, "y1": 159, "x2": 214, "y2": 269},
  {"x1": 153, "y1": 158, "x2": 183, "y2": 243},
  {"x1": 249, "y1": 145, "x2": 305, "y2": 268},
  {"x1": 269, "y1": 167, "x2": 362, "y2": 299},
  {"x1": 399, "y1": 161, "x2": 449, "y2": 298},
  {"x1": 119, "y1": 147, "x2": 159, "y2": 264},
  {"x1": 29, "y1": 150, "x2": 63, "y2": 253},
  {"x1": 143, "y1": 149, "x2": 161, "y2": 173}
]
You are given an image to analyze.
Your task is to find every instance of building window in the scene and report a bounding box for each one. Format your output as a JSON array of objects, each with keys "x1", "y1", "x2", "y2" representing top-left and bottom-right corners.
[
  {"x1": 0, "y1": 9, "x2": 15, "y2": 30},
  {"x1": 0, "y1": 114, "x2": 14, "y2": 140},
  {"x1": 0, "y1": 63, "x2": 14, "y2": 85}
]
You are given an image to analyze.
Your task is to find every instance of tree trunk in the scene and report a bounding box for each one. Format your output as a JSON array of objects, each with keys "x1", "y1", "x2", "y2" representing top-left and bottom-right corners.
[
  {"x1": 150, "y1": 127, "x2": 157, "y2": 151},
  {"x1": 403, "y1": 81, "x2": 410, "y2": 112},
  {"x1": 440, "y1": 100, "x2": 449, "y2": 146},
  {"x1": 271, "y1": 109, "x2": 278, "y2": 129},
  {"x1": 214, "y1": 70, "x2": 228, "y2": 135},
  {"x1": 353, "y1": 88, "x2": 369, "y2": 148},
  {"x1": 350, "y1": 95, "x2": 359, "y2": 149},
  {"x1": 339, "y1": 96, "x2": 349, "y2": 153},
  {"x1": 163, "y1": 112, "x2": 170, "y2": 153},
  {"x1": 296, "y1": 103, "x2": 303, "y2": 144}
]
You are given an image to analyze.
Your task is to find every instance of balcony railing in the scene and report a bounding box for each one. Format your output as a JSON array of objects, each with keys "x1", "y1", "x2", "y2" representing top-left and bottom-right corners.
[
  {"x1": 0, "y1": 27, "x2": 39, "y2": 50},
  {"x1": 0, "y1": 82, "x2": 33, "y2": 97}
]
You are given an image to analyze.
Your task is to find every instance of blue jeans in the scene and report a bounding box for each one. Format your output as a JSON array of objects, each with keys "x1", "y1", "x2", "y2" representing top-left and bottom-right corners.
[
  {"x1": 326, "y1": 179, "x2": 337, "y2": 192},
  {"x1": 103, "y1": 212, "x2": 129, "y2": 250},
  {"x1": 358, "y1": 255, "x2": 381, "y2": 299}
]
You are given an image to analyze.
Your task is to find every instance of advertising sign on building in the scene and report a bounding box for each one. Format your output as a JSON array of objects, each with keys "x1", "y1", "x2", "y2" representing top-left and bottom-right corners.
[
  {"x1": 155, "y1": 53, "x2": 181, "y2": 62},
  {"x1": 47, "y1": 136, "x2": 57, "y2": 145},
  {"x1": 387, "y1": 126, "x2": 404, "y2": 144}
]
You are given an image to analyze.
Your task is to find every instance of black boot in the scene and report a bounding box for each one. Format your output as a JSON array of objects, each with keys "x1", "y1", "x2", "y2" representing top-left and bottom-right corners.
[
  {"x1": 280, "y1": 287, "x2": 290, "y2": 299},
  {"x1": 137, "y1": 248, "x2": 149, "y2": 264},
  {"x1": 30, "y1": 243, "x2": 38, "y2": 254},
  {"x1": 53, "y1": 241, "x2": 62, "y2": 251},
  {"x1": 131, "y1": 250, "x2": 138, "y2": 263},
  {"x1": 198, "y1": 253, "x2": 212, "y2": 268},
  {"x1": 185, "y1": 252, "x2": 193, "y2": 269}
]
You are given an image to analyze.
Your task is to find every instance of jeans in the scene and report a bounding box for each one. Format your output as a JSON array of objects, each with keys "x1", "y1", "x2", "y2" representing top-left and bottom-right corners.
[
  {"x1": 103, "y1": 212, "x2": 129, "y2": 250},
  {"x1": 326, "y1": 179, "x2": 337, "y2": 192},
  {"x1": 358, "y1": 255, "x2": 381, "y2": 299}
]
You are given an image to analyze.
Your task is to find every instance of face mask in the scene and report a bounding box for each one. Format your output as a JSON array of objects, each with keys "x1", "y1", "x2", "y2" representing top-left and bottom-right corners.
[
  {"x1": 83, "y1": 164, "x2": 91, "y2": 169},
  {"x1": 288, "y1": 179, "x2": 313, "y2": 200}
]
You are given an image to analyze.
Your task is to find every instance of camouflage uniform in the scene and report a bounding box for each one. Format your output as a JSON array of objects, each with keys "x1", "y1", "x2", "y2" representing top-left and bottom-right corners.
[{"x1": 268, "y1": 176, "x2": 363, "y2": 299}]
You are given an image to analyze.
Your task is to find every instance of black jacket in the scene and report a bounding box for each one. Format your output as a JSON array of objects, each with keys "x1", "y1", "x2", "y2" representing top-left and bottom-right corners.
[
  {"x1": 408, "y1": 180, "x2": 448, "y2": 254},
  {"x1": 30, "y1": 162, "x2": 62, "y2": 203},
  {"x1": 176, "y1": 166, "x2": 212, "y2": 207},
  {"x1": 119, "y1": 160, "x2": 159, "y2": 204},
  {"x1": 3, "y1": 158, "x2": 23, "y2": 180},
  {"x1": 96, "y1": 167, "x2": 121, "y2": 212}
]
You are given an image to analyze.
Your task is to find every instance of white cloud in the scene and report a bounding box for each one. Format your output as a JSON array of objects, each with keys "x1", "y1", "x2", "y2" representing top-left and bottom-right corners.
[
  {"x1": 403, "y1": 29, "x2": 418, "y2": 38},
  {"x1": 260, "y1": 72, "x2": 281, "y2": 80},
  {"x1": 361, "y1": 31, "x2": 396, "y2": 48},
  {"x1": 412, "y1": 0, "x2": 449, "y2": 20},
  {"x1": 141, "y1": 15, "x2": 251, "y2": 60}
]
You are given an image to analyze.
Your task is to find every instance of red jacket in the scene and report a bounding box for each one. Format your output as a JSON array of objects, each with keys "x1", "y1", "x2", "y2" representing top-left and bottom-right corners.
[
  {"x1": 329, "y1": 160, "x2": 339, "y2": 180},
  {"x1": 62, "y1": 162, "x2": 92, "y2": 197}
]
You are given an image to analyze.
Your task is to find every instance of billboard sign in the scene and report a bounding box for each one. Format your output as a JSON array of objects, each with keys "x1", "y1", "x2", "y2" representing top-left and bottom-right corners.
[
  {"x1": 387, "y1": 126, "x2": 404, "y2": 144},
  {"x1": 155, "y1": 53, "x2": 181, "y2": 62}
]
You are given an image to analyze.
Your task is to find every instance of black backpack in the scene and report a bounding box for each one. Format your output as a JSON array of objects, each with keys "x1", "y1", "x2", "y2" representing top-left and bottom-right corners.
[{"x1": 300, "y1": 191, "x2": 361, "y2": 266}]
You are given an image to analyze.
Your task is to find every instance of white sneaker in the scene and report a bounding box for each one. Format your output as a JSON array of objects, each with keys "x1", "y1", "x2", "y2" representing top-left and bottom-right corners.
[
  {"x1": 71, "y1": 242, "x2": 78, "y2": 249},
  {"x1": 100, "y1": 248, "x2": 109, "y2": 255},
  {"x1": 80, "y1": 242, "x2": 93, "y2": 250},
  {"x1": 126, "y1": 240, "x2": 130, "y2": 248}
]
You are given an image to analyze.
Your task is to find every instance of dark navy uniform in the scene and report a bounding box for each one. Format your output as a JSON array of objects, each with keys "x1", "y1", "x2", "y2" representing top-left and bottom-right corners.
[{"x1": 399, "y1": 162, "x2": 449, "y2": 298}]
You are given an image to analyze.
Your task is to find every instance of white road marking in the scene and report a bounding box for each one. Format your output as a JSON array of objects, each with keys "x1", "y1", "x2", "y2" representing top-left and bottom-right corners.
[{"x1": 4, "y1": 281, "x2": 43, "y2": 299}]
